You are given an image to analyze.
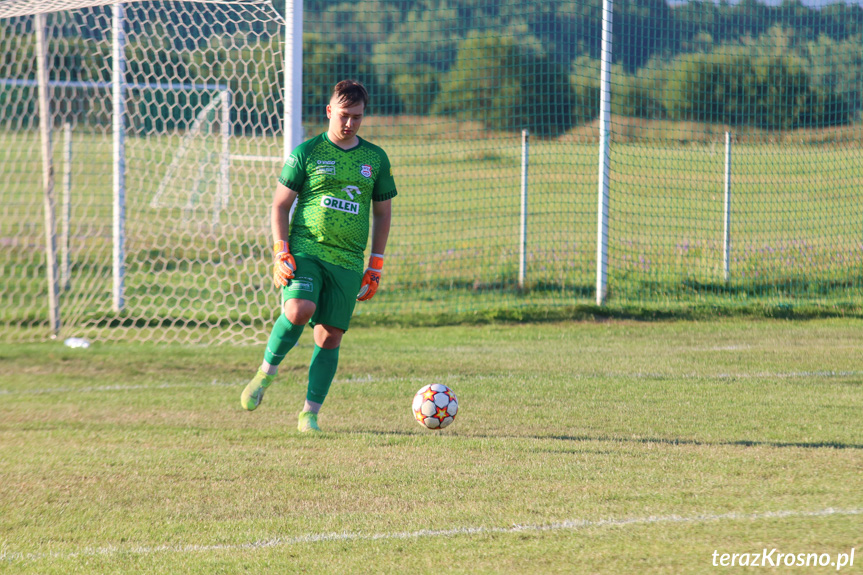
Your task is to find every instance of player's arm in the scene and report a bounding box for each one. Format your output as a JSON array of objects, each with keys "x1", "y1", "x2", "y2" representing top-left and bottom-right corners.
[
  {"x1": 370, "y1": 198, "x2": 392, "y2": 256},
  {"x1": 272, "y1": 182, "x2": 297, "y2": 241},
  {"x1": 272, "y1": 182, "x2": 298, "y2": 287},
  {"x1": 357, "y1": 199, "x2": 392, "y2": 301}
]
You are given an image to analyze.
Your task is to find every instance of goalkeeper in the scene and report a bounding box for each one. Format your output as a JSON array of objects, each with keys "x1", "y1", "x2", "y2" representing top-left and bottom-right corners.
[{"x1": 240, "y1": 79, "x2": 397, "y2": 432}]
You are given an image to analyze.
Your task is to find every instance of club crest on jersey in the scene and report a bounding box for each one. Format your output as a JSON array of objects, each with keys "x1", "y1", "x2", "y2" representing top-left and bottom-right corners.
[
  {"x1": 360, "y1": 164, "x2": 372, "y2": 178},
  {"x1": 321, "y1": 195, "x2": 359, "y2": 215}
]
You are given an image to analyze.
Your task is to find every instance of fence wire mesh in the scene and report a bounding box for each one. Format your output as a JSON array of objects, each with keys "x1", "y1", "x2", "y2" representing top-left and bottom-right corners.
[{"x1": 1, "y1": 0, "x2": 862, "y2": 343}]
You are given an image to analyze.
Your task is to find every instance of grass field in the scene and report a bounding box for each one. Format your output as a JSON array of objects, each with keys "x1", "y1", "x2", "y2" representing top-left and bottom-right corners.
[{"x1": 2, "y1": 319, "x2": 861, "y2": 573}]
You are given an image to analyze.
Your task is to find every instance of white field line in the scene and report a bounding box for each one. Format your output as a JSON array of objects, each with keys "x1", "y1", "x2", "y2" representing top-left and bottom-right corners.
[
  {"x1": 3, "y1": 507, "x2": 861, "y2": 563},
  {"x1": 1, "y1": 370, "x2": 861, "y2": 396}
]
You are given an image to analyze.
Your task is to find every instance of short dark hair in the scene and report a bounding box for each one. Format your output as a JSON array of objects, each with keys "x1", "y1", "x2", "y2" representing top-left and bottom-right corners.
[{"x1": 332, "y1": 79, "x2": 369, "y2": 109}]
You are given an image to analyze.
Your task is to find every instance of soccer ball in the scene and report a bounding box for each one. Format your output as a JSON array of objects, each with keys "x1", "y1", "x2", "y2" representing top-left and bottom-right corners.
[{"x1": 412, "y1": 383, "x2": 458, "y2": 430}]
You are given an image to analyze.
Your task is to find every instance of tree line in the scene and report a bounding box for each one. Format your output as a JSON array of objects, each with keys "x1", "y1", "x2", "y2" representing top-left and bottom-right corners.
[{"x1": 1, "y1": 0, "x2": 861, "y2": 135}]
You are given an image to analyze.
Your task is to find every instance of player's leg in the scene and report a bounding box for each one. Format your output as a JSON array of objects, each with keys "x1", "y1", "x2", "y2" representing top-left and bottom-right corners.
[
  {"x1": 297, "y1": 324, "x2": 343, "y2": 432},
  {"x1": 241, "y1": 300, "x2": 314, "y2": 411},
  {"x1": 241, "y1": 257, "x2": 322, "y2": 411},
  {"x1": 262, "y1": 299, "x2": 314, "y2": 368},
  {"x1": 297, "y1": 260, "x2": 362, "y2": 432}
]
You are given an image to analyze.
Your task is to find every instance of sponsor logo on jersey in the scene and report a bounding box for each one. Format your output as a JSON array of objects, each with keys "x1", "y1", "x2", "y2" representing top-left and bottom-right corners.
[
  {"x1": 286, "y1": 154, "x2": 298, "y2": 168},
  {"x1": 321, "y1": 195, "x2": 359, "y2": 215},
  {"x1": 361, "y1": 164, "x2": 372, "y2": 178},
  {"x1": 343, "y1": 185, "x2": 361, "y2": 200},
  {"x1": 315, "y1": 159, "x2": 336, "y2": 175},
  {"x1": 289, "y1": 276, "x2": 314, "y2": 292}
]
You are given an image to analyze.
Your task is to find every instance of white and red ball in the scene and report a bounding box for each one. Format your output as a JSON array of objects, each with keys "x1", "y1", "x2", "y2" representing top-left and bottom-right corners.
[{"x1": 412, "y1": 384, "x2": 458, "y2": 430}]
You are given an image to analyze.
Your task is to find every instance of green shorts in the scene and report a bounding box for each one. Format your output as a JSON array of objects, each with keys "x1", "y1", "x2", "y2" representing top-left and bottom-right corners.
[{"x1": 282, "y1": 254, "x2": 363, "y2": 332}]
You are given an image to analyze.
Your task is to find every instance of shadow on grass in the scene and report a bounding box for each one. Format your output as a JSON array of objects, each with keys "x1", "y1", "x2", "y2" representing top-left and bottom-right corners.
[
  {"x1": 352, "y1": 429, "x2": 863, "y2": 450},
  {"x1": 546, "y1": 434, "x2": 863, "y2": 451}
]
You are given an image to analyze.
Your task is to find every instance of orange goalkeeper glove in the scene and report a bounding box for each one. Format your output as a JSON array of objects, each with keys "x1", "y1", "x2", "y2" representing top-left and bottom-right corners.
[
  {"x1": 357, "y1": 254, "x2": 383, "y2": 301},
  {"x1": 273, "y1": 240, "x2": 296, "y2": 287}
]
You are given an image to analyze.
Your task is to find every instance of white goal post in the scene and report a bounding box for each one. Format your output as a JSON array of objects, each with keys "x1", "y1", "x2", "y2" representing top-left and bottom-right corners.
[{"x1": 35, "y1": 11, "x2": 60, "y2": 335}]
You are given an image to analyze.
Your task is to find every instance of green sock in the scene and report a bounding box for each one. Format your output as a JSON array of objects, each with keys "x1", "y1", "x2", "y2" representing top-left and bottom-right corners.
[
  {"x1": 263, "y1": 314, "x2": 305, "y2": 366},
  {"x1": 306, "y1": 345, "x2": 339, "y2": 404}
]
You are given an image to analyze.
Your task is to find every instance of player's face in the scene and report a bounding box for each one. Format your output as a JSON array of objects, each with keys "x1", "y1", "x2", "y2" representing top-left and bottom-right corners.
[{"x1": 327, "y1": 97, "x2": 365, "y2": 145}]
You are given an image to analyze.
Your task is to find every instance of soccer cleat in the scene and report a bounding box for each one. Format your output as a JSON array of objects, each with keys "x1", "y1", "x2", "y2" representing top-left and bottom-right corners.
[
  {"x1": 240, "y1": 370, "x2": 275, "y2": 411},
  {"x1": 297, "y1": 411, "x2": 321, "y2": 433}
]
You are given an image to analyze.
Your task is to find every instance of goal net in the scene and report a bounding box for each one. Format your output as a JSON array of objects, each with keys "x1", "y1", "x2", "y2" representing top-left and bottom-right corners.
[
  {"x1": 149, "y1": 93, "x2": 230, "y2": 221},
  {"x1": 2, "y1": 0, "x2": 862, "y2": 344},
  {"x1": 0, "y1": 1, "x2": 284, "y2": 343}
]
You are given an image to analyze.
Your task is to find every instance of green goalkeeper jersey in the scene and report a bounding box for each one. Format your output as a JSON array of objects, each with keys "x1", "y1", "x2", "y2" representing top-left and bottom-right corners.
[{"x1": 279, "y1": 133, "x2": 397, "y2": 273}]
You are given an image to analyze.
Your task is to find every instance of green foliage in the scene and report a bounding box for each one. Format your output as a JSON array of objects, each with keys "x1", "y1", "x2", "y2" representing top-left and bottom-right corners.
[
  {"x1": 751, "y1": 54, "x2": 811, "y2": 130},
  {"x1": 127, "y1": 30, "x2": 197, "y2": 134},
  {"x1": 615, "y1": 0, "x2": 677, "y2": 73},
  {"x1": 301, "y1": 33, "x2": 358, "y2": 120},
  {"x1": 571, "y1": 79, "x2": 600, "y2": 125},
  {"x1": 369, "y1": 2, "x2": 460, "y2": 77},
  {"x1": 301, "y1": 33, "x2": 399, "y2": 118},
  {"x1": 663, "y1": 42, "x2": 853, "y2": 129},
  {"x1": 800, "y1": 87, "x2": 854, "y2": 128},
  {"x1": 0, "y1": 32, "x2": 112, "y2": 130},
  {"x1": 571, "y1": 57, "x2": 669, "y2": 123},
  {"x1": 571, "y1": 56, "x2": 600, "y2": 124},
  {"x1": 664, "y1": 51, "x2": 752, "y2": 125},
  {"x1": 3, "y1": 1, "x2": 863, "y2": 134},
  {"x1": 392, "y1": 65, "x2": 439, "y2": 115},
  {"x1": 800, "y1": 32, "x2": 863, "y2": 120},
  {"x1": 187, "y1": 34, "x2": 283, "y2": 134},
  {"x1": 433, "y1": 31, "x2": 573, "y2": 136},
  {"x1": 611, "y1": 66, "x2": 666, "y2": 119}
]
